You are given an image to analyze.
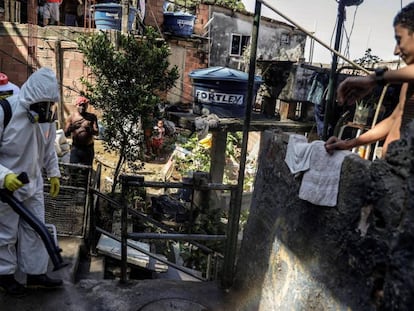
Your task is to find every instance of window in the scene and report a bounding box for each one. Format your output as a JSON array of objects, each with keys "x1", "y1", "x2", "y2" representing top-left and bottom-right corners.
[
  {"x1": 280, "y1": 33, "x2": 290, "y2": 45},
  {"x1": 230, "y1": 34, "x2": 250, "y2": 56}
]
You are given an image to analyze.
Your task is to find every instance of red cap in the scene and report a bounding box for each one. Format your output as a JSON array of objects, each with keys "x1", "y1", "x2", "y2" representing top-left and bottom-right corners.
[
  {"x1": 75, "y1": 96, "x2": 89, "y2": 106},
  {"x1": 0, "y1": 73, "x2": 8, "y2": 85}
]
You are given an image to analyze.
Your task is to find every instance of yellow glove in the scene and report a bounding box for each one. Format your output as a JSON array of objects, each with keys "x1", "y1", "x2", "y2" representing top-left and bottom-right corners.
[
  {"x1": 4, "y1": 173, "x2": 24, "y2": 192},
  {"x1": 49, "y1": 177, "x2": 60, "y2": 198}
]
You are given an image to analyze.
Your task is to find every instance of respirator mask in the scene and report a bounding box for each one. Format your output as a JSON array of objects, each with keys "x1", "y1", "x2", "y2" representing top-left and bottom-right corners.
[{"x1": 28, "y1": 101, "x2": 57, "y2": 123}]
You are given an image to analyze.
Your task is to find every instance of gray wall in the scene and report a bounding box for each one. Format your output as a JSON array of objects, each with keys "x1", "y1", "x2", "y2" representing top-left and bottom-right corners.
[
  {"x1": 208, "y1": 9, "x2": 306, "y2": 69},
  {"x1": 224, "y1": 127, "x2": 414, "y2": 311}
]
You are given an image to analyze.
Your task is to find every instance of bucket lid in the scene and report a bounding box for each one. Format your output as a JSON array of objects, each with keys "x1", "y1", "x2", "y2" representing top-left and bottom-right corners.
[
  {"x1": 0, "y1": 73, "x2": 8, "y2": 85},
  {"x1": 189, "y1": 66, "x2": 262, "y2": 84},
  {"x1": 92, "y1": 3, "x2": 137, "y2": 11},
  {"x1": 163, "y1": 11, "x2": 195, "y2": 17}
]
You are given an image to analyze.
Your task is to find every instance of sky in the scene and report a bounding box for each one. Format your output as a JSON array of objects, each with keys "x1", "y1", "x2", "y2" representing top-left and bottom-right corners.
[{"x1": 241, "y1": 0, "x2": 411, "y2": 64}]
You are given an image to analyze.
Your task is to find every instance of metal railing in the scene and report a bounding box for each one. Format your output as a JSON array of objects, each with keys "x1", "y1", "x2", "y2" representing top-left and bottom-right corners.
[
  {"x1": 88, "y1": 169, "x2": 241, "y2": 287},
  {"x1": 117, "y1": 174, "x2": 240, "y2": 286}
]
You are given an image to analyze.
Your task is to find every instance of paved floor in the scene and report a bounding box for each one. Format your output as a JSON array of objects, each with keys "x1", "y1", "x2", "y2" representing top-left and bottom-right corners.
[{"x1": 0, "y1": 237, "x2": 227, "y2": 311}]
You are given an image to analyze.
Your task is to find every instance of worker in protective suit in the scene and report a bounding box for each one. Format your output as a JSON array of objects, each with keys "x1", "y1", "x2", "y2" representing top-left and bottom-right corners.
[{"x1": 0, "y1": 68, "x2": 62, "y2": 297}]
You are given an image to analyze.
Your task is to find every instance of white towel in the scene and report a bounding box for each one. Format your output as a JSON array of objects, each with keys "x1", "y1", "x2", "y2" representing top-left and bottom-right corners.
[
  {"x1": 284, "y1": 134, "x2": 351, "y2": 207},
  {"x1": 299, "y1": 141, "x2": 351, "y2": 207},
  {"x1": 284, "y1": 134, "x2": 312, "y2": 174}
]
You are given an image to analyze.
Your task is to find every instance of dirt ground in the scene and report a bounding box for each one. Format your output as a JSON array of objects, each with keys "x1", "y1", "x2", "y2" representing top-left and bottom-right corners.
[{"x1": 93, "y1": 139, "x2": 174, "y2": 190}]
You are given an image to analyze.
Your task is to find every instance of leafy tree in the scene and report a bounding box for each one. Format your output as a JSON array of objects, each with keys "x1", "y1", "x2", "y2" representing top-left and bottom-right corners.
[
  {"x1": 354, "y1": 48, "x2": 382, "y2": 69},
  {"x1": 77, "y1": 28, "x2": 179, "y2": 193}
]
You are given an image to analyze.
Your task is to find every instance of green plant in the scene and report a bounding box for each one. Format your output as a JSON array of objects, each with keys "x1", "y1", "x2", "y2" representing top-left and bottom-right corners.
[
  {"x1": 77, "y1": 28, "x2": 179, "y2": 193},
  {"x1": 353, "y1": 48, "x2": 382, "y2": 69},
  {"x1": 170, "y1": 0, "x2": 245, "y2": 12}
]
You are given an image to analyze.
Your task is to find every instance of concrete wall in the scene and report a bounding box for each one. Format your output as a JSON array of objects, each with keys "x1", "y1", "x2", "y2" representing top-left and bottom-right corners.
[
  {"x1": 227, "y1": 127, "x2": 414, "y2": 311},
  {"x1": 208, "y1": 6, "x2": 306, "y2": 68}
]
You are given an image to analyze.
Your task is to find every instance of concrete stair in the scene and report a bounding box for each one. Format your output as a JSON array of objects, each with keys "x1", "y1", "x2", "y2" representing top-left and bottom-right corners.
[{"x1": 47, "y1": 236, "x2": 105, "y2": 284}]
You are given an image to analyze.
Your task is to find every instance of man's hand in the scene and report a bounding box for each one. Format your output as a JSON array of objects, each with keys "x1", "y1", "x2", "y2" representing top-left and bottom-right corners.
[
  {"x1": 4, "y1": 173, "x2": 24, "y2": 192},
  {"x1": 325, "y1": 136, "x2": 353, "y2": 155},
  {"x1": 49, "y1": 177, "x2": 60, "y2": 198},
  {"x1": 337, "y1": 75, "x2": 377, "y2": 106}
]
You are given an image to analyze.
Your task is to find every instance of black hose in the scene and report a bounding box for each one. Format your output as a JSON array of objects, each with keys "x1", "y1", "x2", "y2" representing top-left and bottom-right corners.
[{"x1": 0, "y1": 173, "x2": 67, "y2": 271}]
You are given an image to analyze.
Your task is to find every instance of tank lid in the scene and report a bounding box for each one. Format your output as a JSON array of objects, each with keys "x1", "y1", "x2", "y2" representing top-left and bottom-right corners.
[{"x1": 189, "y1": 66, "x2": 262, "y2": 83}]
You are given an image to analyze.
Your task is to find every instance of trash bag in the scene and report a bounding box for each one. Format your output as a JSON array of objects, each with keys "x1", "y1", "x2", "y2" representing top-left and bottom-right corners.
[{"x1": 151, "y1": 195, "x2": 189, "y2": 223}]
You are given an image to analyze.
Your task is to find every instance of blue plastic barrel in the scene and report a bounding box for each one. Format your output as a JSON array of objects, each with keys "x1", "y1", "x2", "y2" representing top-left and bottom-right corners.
[
  {"x1": 189, "y1": 67, "x2": 263, "y2": 118},
  {"x1": 92, "y1": 3, "x2": 136, "y2": 31},
  {"x1": 163, "y1": 12, "x2": 195, "y2": 37}
]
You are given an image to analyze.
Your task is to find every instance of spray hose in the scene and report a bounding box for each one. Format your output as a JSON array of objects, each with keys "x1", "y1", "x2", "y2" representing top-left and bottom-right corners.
[{"x1": 0, "y1": 173, "x2": 67, "y2": 271}]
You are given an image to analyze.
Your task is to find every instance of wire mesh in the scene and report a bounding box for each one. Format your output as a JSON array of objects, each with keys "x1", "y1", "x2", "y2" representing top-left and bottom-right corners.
[{"x1": 44, "y1": 163, "x2": 91, "y2": 237}]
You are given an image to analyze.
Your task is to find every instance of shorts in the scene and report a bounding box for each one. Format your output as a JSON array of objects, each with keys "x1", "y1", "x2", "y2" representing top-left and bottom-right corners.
[
  {"x1": 152, "y1": 137, "x2": 164, "y2": 149},
  {"x1": 43, "y1": 2, "x2": 60, "y2": 22}
]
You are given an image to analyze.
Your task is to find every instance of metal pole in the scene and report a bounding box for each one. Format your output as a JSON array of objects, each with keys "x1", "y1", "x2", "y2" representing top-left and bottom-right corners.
[
  {"x1": 120, "y1": 176, "x2": 128, "y2": 283},
  {"x1": 222, "y1": 0, "x2": 262, "y2": 289},
  {"x1": 323, "y1": 0, "x2": 346, "y2": 140}
]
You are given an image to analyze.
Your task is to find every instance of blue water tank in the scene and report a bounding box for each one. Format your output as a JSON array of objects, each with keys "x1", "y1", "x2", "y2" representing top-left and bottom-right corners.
[
  {"x1": 189, "y1": 67, "x2": 263, "y2": 118},
  {"x1": 92, "y1": 3, "x2": 136, "y2": 31},
  {"x1": 163, "y1": 12, "x2": 195, "y2": 37}
]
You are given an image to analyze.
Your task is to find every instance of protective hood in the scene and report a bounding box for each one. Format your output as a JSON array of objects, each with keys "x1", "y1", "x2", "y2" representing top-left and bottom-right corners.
[{"x1": 18, "y1": 67, "x2": 59, "y2": 109}]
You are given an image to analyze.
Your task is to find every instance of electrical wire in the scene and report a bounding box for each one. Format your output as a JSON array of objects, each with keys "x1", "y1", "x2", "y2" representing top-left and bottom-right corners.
[{"x1": 343, "y1": 5, "x2": 359, "y2": 60}]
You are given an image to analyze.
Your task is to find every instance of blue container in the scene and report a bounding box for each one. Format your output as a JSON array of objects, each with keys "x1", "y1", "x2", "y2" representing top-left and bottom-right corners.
[
  {"x1": 92, "y1": 3, "x2": 136, "y2": 31},
  {"x1": 189, "y1": 67, "x2": 263, "y2": 118},
  {"x1": 163, "y1": 12, "x2": 195, "y2": 37}
]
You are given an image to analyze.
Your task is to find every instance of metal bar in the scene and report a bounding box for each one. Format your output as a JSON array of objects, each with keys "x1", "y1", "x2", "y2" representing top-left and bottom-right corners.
[
  {"x1": 221, "y1": 0, "x2": 262, "y2": 290},
  {"x1": 128, "y1": 233, "x2": 226, "y2": 241},
  {"x1": 90, "y1": 187, "x2": 224, "y2": 256},
  {"x1": 127, "y1": 208, "x2": 223, "y2": 257},
  {"x1": 96, "y1": 228, "x2": 206, "y2": 281},
  {"x1": 89, "y1": 188, "x2": 124, "y2": 208},
  {"x1": 222, "y1": 187, "x2": 240, "y2": 288},
  {"x1": 323, "y1": 0, "x2": 346, "y2": 140},
  {"x1": 260, "y1": 0, "x2": 369, "y2": 73},
  {"x1": 125, "y1": 180, "x2": 236, "y2": 191},
  {"x1": 120, "y1": 177, "x2": 128, "y2": 283}
]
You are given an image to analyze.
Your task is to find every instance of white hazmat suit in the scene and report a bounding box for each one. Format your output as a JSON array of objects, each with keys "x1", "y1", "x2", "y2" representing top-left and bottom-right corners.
[{"x1": 0, "y1": 68, "x2": 61, "y2": 276}]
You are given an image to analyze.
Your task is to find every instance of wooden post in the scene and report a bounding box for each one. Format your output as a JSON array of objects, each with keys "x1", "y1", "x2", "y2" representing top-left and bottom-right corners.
[
  {"x1": 4, "y1": 0, "x2": 10, "y2": 21},
  {"x1": 121, "y1": 0, "x2": 129, "y2": 34},
  {"x1": 209, "y1": 131, "x2": 227, "y2": 184},
  {"x1": 55, "y1": 40, "x2": 65, "y2": 129}
]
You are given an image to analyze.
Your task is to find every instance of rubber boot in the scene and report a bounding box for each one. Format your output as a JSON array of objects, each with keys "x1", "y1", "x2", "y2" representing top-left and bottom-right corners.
[
  {"x1": 26, "y1": 274, "x2": 63, "y2": 289},
  {"x1": 0, "y1": 274, "x2": 26, "y2": 297}
]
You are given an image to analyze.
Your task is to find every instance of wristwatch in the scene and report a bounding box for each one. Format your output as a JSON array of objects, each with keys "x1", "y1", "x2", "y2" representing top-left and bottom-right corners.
[{"x1": 374, "y1": 67, "x2": 388, "y2": 87}]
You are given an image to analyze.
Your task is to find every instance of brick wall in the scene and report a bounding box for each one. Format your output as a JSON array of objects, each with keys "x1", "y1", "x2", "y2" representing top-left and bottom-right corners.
[
  {"x1": 193, "y1": 3, "x2": 209, "y2": 36},
  {"x1": 0, "y1": 20, "x2": 208, "y2": 115},
  {"x1": 144, "y1": 0, "x2": 165, "y2": 31},
  {"x1": 0, "y1": 23, "x2": 91, "y2": 127}
]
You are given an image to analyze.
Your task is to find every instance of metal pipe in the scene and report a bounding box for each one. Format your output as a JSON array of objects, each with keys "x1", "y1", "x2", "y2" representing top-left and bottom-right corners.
[
  {"x1": 120, "y1": 176, "x2": 128, "y2": 283},
  {"x1": 323, "y1": 0, "x2": 346, "y2": 139},
  {"x1": 97, "y1": 228, "x2": 206, "y2": 281},
  {"x1": 128, "y1": 233, "x2": 226, "y2": 241},
  {"x1": 222, "y1": 0, "x2": 262, "y2": 290}
]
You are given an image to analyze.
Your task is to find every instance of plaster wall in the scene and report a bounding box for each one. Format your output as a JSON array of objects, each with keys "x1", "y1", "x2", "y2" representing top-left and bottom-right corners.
[{"x1": 208, "y1": 9, "x2": 306, "y2": 68}]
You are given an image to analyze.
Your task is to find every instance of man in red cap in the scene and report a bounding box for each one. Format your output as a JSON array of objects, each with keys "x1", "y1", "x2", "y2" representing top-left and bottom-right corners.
[
  {"x1": 64, "y1": 96, "x2": 99, "y2": 166},
  {"x1": 0, "y1": 72, "x2": 20, "y2": 99}
]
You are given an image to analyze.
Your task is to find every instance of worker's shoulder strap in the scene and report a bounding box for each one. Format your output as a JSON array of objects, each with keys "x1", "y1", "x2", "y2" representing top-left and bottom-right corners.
[{"x1": 0, "y1": 99, "x2": 12, "y2": 129}]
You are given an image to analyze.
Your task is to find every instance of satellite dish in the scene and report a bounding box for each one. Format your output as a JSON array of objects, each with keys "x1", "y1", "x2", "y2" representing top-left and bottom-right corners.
[{"x1": 343, "y1": 0, "x2": 364, "y2": 6}]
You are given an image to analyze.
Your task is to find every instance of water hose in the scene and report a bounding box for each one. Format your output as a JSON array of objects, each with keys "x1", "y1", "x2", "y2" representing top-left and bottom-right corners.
[{"x1": 0, "y1": 173, "x2": 67, "y2": 271}]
